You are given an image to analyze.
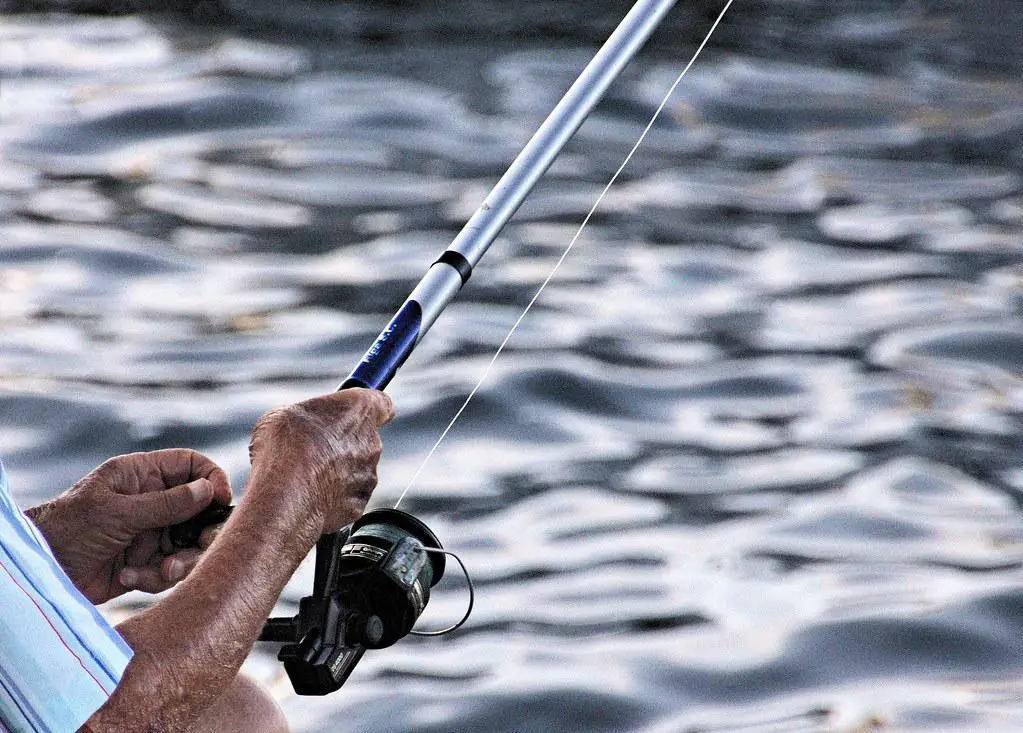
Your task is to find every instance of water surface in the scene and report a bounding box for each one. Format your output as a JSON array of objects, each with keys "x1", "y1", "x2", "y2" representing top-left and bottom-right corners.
[{"x1": 1, "y1": 1, "x2": 1022, "y2": 731}]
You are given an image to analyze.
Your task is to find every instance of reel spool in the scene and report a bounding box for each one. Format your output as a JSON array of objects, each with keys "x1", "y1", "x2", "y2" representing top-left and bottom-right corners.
[{"x1": 336, "y1": 509, "x2": 446, "y2": 648}]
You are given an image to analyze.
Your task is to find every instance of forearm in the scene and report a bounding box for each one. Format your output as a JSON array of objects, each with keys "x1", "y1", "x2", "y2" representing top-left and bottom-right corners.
[{"x1": 84, "y1": 467, "x2": 323, "y2": 732}]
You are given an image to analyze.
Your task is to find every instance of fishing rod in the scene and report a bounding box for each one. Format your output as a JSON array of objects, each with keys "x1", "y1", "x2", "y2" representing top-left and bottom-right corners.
[{"x1": 171, "y1": 0, "x2": 681, "y2": 696}]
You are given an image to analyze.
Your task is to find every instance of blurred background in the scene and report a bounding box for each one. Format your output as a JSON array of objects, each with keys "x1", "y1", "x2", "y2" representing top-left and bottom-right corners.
[{"x1": 1, "y1": 0, "x2": 1023, "y2": 730}]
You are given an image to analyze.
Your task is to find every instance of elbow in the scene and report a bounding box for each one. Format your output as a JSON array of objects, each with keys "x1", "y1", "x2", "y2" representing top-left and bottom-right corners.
[{"x1": 84, "y1": 647, "x2": 210, "y2": 733}]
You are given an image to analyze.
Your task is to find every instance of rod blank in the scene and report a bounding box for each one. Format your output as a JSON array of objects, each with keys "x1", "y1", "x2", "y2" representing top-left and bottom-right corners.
[{"x1": 342, "y1": 0, "x2": 677, "y2": 391}]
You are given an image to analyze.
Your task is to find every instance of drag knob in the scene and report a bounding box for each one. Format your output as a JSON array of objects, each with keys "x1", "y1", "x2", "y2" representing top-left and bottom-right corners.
[{"x1": 350, "y1": 614, "x2": 385, "y2": 648}]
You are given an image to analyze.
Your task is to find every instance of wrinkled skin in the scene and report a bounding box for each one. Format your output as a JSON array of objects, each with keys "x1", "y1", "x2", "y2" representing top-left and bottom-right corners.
[
  {"x1": 25, "y1": 388, "x2": 395, "y2": 733},
  {"x1": 247, "y1": 387, "x2": 391, "y2": 535},
  {"x1": 27, "y1": 450, "x2": 233, "y2": 603}
]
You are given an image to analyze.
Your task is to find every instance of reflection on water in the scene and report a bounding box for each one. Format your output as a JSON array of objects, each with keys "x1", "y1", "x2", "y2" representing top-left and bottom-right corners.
[{"x1": 1, "y1": 1, "x2": 1022, "y2": 731}]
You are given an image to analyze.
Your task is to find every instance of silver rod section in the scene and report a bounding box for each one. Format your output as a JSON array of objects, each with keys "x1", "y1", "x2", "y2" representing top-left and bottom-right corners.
[
  {"x1": 449, "y1": 0, "x2": 677, "y2": 269},
  {"x1": 342, "y1": 0, "x2": 676, "y2": 390}
]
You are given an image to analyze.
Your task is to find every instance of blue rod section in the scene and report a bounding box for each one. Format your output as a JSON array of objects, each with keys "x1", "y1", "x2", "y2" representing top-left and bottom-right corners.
[{"x1": 340, "y1": 301, "x2": 423, "y2": 390}]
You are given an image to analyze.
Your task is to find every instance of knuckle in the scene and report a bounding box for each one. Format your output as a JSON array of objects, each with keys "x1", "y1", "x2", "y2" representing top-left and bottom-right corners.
[
  {"x1": 375, "y1": 390, "x2": 396, "y2": 413},
  {"x1": 96, "y1": 454, "x2": 130, "y2": 477},
  {"x1": 255, "y1": 405, "x2": 291, "y2": 429},
  {"x1": 180, "y1": 448, "x2": 206, "y2": 472}
]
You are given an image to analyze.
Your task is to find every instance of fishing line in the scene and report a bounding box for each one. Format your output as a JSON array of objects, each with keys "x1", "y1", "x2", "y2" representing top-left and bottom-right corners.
[{"x1": 394, "y1": 0, "x2": 734, "y2": 509}]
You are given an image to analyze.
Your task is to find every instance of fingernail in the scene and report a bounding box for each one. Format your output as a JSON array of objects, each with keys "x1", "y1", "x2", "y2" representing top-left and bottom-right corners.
[
  {"x1": 119, "y1": 568, "x2": 139, "y2": 588},
  {"x1": 167, "y1": 558, "x2": 185, "y2": 582},
  {"x1": 189, "y1": 479, "x2": 211, "y2": 503}
]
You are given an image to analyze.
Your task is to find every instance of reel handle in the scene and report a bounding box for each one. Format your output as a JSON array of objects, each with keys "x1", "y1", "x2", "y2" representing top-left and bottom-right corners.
[{"x1": 168, "y1": 501, "x2": 234, "y2": 549}]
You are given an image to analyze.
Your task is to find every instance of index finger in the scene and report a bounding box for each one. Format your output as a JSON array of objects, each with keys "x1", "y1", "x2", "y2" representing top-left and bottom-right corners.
[{"x1": 335, "y1": 388, "x2": 396, "y2": 426}]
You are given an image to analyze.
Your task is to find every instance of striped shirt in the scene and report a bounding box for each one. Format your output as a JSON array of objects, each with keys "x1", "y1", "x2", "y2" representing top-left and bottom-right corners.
[{"x1": 0, "y1": 464, "x2": 133, "y2": 733}]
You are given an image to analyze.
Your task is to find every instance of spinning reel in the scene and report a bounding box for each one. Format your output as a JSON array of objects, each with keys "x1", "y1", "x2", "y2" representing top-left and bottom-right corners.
[{"x1": 170, "y1": 505, "x2": 472, "y2": 695}]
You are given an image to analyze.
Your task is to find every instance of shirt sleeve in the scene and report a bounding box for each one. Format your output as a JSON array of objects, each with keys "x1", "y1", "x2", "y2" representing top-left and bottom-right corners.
[{"x1": 0, "y1": 466, "x2": 133, "y2": 733}]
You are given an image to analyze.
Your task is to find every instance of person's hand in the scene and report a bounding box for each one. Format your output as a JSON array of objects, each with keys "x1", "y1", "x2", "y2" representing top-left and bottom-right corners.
[
  {"x1": 248, "y1": 388, "x2": 395, "y2": 534},
  {"x1": 26, "y1": 449, "x2": 232, "y2": 604}
]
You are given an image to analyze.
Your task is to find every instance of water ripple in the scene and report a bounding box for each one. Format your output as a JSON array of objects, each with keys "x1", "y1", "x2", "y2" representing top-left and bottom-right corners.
[{"x1": 2, "y1": 4, "x2": 1023, "y2": 732}]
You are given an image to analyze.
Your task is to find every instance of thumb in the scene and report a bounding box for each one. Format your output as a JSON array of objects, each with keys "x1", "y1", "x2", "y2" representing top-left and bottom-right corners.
[{"x1": 130, "y1": 478, "x2": 213, "y2": 530}]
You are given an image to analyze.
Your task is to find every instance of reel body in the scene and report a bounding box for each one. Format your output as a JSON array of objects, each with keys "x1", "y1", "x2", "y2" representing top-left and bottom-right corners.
[
  {"x1": 171, "y1": 503, "x2": 469, "y2": 695},
  {"x1": 261, "y1": 508, "x2": 447, "y2": 695}
]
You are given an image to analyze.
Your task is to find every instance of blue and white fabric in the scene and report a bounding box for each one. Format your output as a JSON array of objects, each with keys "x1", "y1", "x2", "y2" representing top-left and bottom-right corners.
[{"x1": 0, "y1": 463, "x2": 132, "y2": 732}]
